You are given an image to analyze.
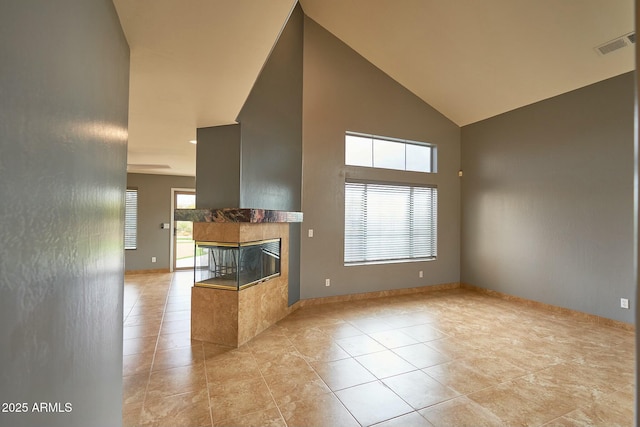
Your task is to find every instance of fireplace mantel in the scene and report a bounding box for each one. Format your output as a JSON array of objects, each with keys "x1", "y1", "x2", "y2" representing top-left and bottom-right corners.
[{"x1": 175, "y1": 208, "x2": 302, "y2": 224}]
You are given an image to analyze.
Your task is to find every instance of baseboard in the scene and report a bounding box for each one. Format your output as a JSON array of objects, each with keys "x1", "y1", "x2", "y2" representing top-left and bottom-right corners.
[
  {"x1": 461, "y1": 282, "x2": 634, "y2": 332},
  {"x1": 297, "y1": 282, "x2": 460, "y2": 308},
  {"x1": 125, "y1": 268, "x2": 171, "y2": 275}
]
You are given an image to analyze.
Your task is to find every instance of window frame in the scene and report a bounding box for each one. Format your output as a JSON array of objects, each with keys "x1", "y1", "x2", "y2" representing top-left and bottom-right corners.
[
  {"x1": 345, "y1": 131, "x2": 437, "y2": 173},
  {"x1": 344, "y1": 180, "x2": 438, "y2": 266}
]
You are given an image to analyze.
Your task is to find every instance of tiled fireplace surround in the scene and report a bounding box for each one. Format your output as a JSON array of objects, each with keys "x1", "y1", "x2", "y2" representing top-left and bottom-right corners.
[{"x1": 182, "y1": 208, "x2": 303, "y2": 347}]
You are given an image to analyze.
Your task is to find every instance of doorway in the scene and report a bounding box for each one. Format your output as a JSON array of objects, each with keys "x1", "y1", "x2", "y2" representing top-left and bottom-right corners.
[{"x1": 172, "y1": 189, "x2": 196, "y2": 271}]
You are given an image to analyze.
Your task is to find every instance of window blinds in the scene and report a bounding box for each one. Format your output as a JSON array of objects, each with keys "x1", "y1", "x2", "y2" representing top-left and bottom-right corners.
[
  {"x1": 344, "y1": 182, "x2": 437, "y2": 264},
  {"x1": 124, "y1": 189, "x2": 138, "y2": 250}
]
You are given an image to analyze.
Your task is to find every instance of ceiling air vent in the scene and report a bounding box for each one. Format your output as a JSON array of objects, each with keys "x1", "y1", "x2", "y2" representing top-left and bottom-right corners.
[
  {"x1": 127, "y1": 164, "x2": 171, "y2": 170},
  {"x1": 595, "y1": 32, "x2": 635, "y2": 56}
]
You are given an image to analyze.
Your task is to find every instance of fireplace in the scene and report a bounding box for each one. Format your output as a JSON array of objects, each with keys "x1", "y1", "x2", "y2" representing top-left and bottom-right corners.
[
  {"x1": 174, "y1": 208, "x2": 303, "y2": 347},
  {"x1": 194, "y1": 239, "x2": 281, "y2": 290}
]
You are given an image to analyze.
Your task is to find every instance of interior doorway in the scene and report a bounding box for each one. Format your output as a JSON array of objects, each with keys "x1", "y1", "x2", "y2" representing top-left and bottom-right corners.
[{"x1": 171, "y1": 189, "x2": 196, "y2": 271}]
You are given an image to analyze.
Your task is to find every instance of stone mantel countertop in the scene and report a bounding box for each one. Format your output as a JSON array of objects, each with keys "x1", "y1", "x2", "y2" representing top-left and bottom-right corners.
[{"x1": 174, "y1": 208, "x2": 303, "y2": 223}]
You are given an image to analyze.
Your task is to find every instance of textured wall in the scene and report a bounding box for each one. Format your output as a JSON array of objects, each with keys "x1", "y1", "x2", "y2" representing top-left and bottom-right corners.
[
  {"x1": 300, "y1": 17, "x2": 461, "y2": 299},
  {"x1": 461, "y1": 72, "x2": 635, "y2": 324},
  {"x1": 126, "y1": 173, "x2": 196, "y2": 271},
  {"x1": 0, "y1": 1, "x2": 129, "y2": 426}
]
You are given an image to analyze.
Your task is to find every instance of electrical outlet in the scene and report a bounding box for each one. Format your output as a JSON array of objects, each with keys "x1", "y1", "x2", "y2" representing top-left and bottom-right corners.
[
  {"x1": 419, "y1": 270, "x2": 424, "y2": 278},
  {"x1": 325, "y1": 278, "x2": 330, "y2": 287},
  {"x1": 620, "y1": 298, "x2": 629, "y2": 309},
  {"x1": 151, "y1": 257, "x2": 157, "y2": 263},
  {"x1": 308, "y1": 229, "x2": 314, "y2": 238}
]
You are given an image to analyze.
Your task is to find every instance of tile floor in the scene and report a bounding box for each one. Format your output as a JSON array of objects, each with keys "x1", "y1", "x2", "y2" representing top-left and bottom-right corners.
[{"x1": 122, "y1": 272, "x2": 635, "y2": 427}]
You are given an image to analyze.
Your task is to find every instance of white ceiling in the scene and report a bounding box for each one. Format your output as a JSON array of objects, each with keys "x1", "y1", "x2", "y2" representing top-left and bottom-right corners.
[{"x1": 113, "y1": 0, "x2": 634, "y2": 177}]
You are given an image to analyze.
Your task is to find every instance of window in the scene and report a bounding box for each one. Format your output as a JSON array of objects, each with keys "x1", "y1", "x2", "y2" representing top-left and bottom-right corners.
[
  {"x1": 344, "y1": 181, "x2": 437, "y2": 265},
  {"x1": 345, "y1": 132, "x2": 436, "y2": 173},
  {"x1": 124, "y1": 189, "x2": 138, "y2": 250}
]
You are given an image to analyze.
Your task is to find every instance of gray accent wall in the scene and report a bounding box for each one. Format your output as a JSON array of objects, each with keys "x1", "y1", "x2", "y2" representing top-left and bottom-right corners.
[
  {"x1": 236, "y1": 4, "x2": 303, "y2": 213},
  {"x1": 196, "y1": 124, "x2": 241, "y2": 209},
  {"x1": 0, "y1": 1, "x2": 129, "y2": 426},
  {"x1": 300, "y1": 17, "x2": 461, "y2": 299},
  {"x1": 461, "y1": 72, "x2": 635, "y2": 324},
  {"x1": 126, "y1": 173, "x2": 196, "y2": 271},
  {"x1": 236, "y1": 4, "x2": 304, "y2": 305}
]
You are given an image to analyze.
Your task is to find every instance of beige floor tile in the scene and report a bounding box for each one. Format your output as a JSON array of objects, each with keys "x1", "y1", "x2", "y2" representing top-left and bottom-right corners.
[
  {"x1": 546, "y1": 385, "x2": 634, "y2": 427},
  {"x1": 422, "y1": 360, "x2": 496, "y2": 395},
  {"x1": 123, "y1": 351, "x2": 155, "y2": 376},
  {"x1": 123, "y1": 336, "x2": 158, "y2": 356},
  {"x1": 256, "y1": 350, "x2": 313, "y2": 377},
  {"x1": 123, "y1": 373, "x2": 149, "y2": 405},
  {"x1": 209, "y1": 376, "x2": 276, "y2": 423},
  {"x1": 383, "y1": 370, "x2": 459, "y2": 410},
  {"x1": 335, "y1": 380, "x2": 414, "y2": 426},
  {"x1": 467, "y1": 378, "x2": 576, "y2": 427},
  {"x1": 250, "y1": 343, "x2": 298, "y2": 362},
  {"x1": 423, "y1": 337, "x2": 475, "y2": 360},
  {"x1": 457, "y1": 354, "x2": 527, "y2": 382},
  {"x1": 419, "y1": 395, "x2": 503, "y2": 427},
  {"x1": 146, "y1": 364, "x2": 207, "y2": 399},
  {"x1": 160, "y1": 318, "x2": 191, "y2": 335},
  {"x1": 294, "y1": 340, "x2": 350, "y2": 363},
  {"x1": 122, "y1": 402, "x2": 143, "y2": 427},
  {"x1": 122, "y1": 323, "x2": 160, "y2": 340},
  {"x1": 162, "y1": 309, "x2": 191, "y2": 322},
  {"x1": 152, "y1": 344, "x2": 204, "y2": 371},
  {"x1": 156, "y1": 331, "x2": 200, "y2": 351},
  {"x1": 263, "y1": 368, "x2": 331, "y2": 406},
  {"x1": 213, "y1": 408, "x2": 286, "y2": 427},
  {"x1": 392, "y1": 343, "x2": 450, "y2": 369},
  {"x1": 316, "y1": 322, "x2": 363, "y2": 339},
  {"x1": 279, "y1": 392, "x2": 360, "y2": 427},
  {"x1": 348, "y1": 317, "x2": 395, "y2": 334},
  {"x1": 335, "y1": 334, "x2": 386, "y2": 357},
  {"x1": 374, "y1": 411, "x2": 434, "y2": 427},
  {"x1": 311, "y1": 357, "x2": 377, "y2": 391},
  {"x1": 399, "y1": 324, "x2": 446, "y2": 342},
  {"x1": 369, "y1": 329, "x2": 420, "y2": 348},
  {"x1": 124, "y1": 313, "x2": 164, "y2": 327},
  {"x1": 140, "y1": 389, "x2": 211, "y2": 427},
  {"x1": 205, "y1": 349, "x2": 262, "y2": 382},
  {"x1": 355, "y1": 349, "x2": 417, "y2": 379}
]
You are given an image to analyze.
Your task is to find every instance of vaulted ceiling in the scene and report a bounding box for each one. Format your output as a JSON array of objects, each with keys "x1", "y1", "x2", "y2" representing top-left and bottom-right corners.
[{"x1": 113, "y1": 0, "x2": 634, "y2": 177}]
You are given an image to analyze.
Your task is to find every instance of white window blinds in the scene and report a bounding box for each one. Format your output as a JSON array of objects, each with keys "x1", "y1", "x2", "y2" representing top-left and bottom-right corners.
[
  {"x1": 344, "y1": 182, "x2": 437, "y2": 264},
  {"x1": 124, "y1": 189, "x2": 138, "y2": 250}
]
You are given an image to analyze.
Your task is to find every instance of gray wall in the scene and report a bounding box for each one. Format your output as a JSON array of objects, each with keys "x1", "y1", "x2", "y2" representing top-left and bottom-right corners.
[
  {"x1": 236, "y1": 4, "x2": 303, "y2": 212},
  {"x1": 300, "y1": 17, "x2": 461, "y2": 299},
  {"x1": 0, "y1": 1, "x2": 129, "y2": 426},
  {"x1": 126, "y1": 173, "x2": 196, "y2": 271},
  {"x1": 195, "y1": 124, "x2": 240, "y2": 209},
  {"x1": 461, "y1": 72, "x2": 635, "y2": 324}
]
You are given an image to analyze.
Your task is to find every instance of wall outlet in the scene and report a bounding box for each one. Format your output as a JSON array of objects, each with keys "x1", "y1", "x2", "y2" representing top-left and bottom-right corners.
[
  {"x1": 419, "y1": 270, "x2": 424, "y2": 278},
  {"x1": 620, "y1": 298, "x2": 629, "y2": 309},
  {"x1": 325, "y1": 278, "x2": 330, "y2": 287},
  {"x1": 151, "y1": 257, "x2": 157, "y2": 263},
  {"x1": 308, "y1": 229, "x2": 314, "y2": 238}
]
